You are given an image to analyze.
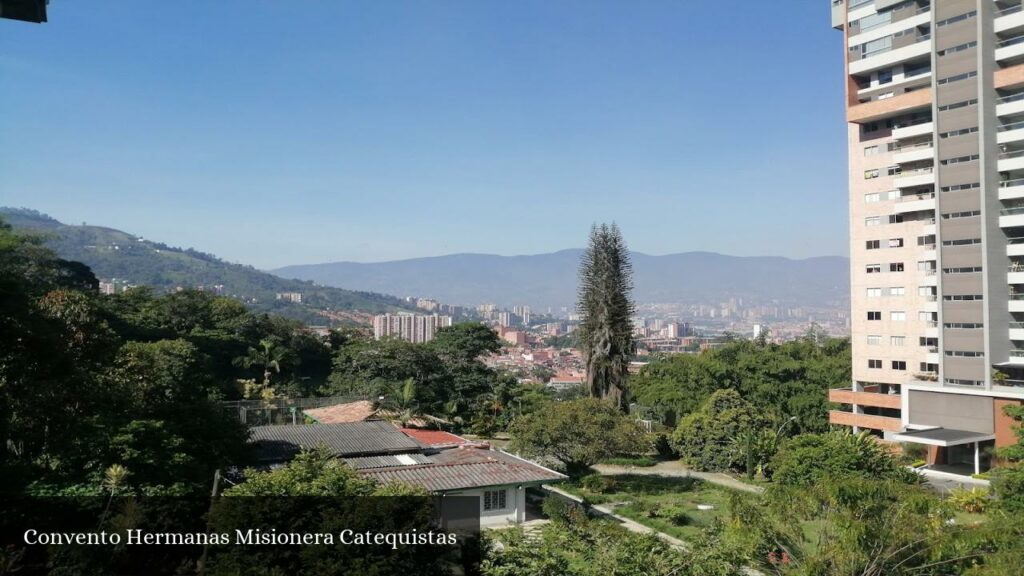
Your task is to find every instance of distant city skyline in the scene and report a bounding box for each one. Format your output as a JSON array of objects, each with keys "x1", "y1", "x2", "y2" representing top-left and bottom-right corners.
[{"x1": 0, "y1": 1, "x2": 846, "y2": 269}]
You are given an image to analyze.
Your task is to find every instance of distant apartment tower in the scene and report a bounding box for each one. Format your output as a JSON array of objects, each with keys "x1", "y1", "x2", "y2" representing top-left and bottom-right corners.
[
  {"x1": 373, "y1": 313, "x2": 453, "y2": 343},
  {"x1": 98, "y1": 281, "x2": 116, "y2": 295},
  {"x1": 830, "y1": 0, "x2": 1024, "y2": 474},
  {"x1": 275, "y1": 292, "x2": 302, "y2": 304}
]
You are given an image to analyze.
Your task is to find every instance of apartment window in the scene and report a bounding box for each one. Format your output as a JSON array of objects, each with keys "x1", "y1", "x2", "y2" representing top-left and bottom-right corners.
[
  {"x1": 938, "y1": 99, "x2": 978, "y2": 112},
  {"x1": 942, "y1": 238, "x2": 981, "y2": 246},
  {"x1": 886, "y1": 165, "x2": 901, "y2": 176},
  {"x1": 918, "y1": 287, "x2": 932, "y2": 296},
  {"x1": 891, "y1": 311, "x2": 906, "y2": 321},
  {"x1": 889, "y1": 214, "x2": 903, "y2": 224},
  {"x1": 945, "y1": 378, "x2": 983, "y2": 386},
  {"x1": 920, "y1": 362, "x2": 938, "y2": 373},
  {"x1": 936, "y1": 11, "x2": 976, "y2": 28},
  {"x1": 945, "y1": 350, "x2": 984, "y2": 358},
  {"x1": 889, "y1": 263, "x2": 904, "y2": 272},
  {"x1": 483, "y1": 489, "x2": 507, "y2": 511},
  {"x1": 868, "y1": 311, "x2": 882, "y2": 321},
  {"x1": 918, "y1": 312, "x2": 934, "y2": 322},
  {"x1": 943, "y1": 294, "x2": 983, "y2": 301},
  {"x1": 940, "y1": 154, "x2": 979, "y2": 165},
  {"x1": 889, "y1": 287, "x2": 905, "y2": 296},
  {"x1": 942, "y1": 210, "x2": 980, "y2": 219},
  {"x1": 868, "y1": 359, "x2": 883, "y2": 369},
  {"x1": 892, "y1": 360, "x2": 907, "y2": 371},
  {"x1": 877, "y1": 69, "x2": 893, "y2": 85},
  {"x1": 891, "y1": 336, "x2": 905, "y2": 346},
  {"x1": 865, "y1": 168, "x2": 880, "y2": 179},
  {"x1": 865, "y1": 192, "x2": 881, "y2": 203},
  {"x1": 864, "y1": 145, "x2": 879, "y2": 156},
  {"x1": 867, "y1": 288, "x2": 882, "y2": 297},
  {"x1": 860, "y1": 36, "x2": 893, "y2": 58},
  {"x1": 866, "y1": 240, "x2": 881, "y2": 250},
  {"x1": 866, "y1": 216, "x2": 882, "y2": 227},
  {"x1": 937, "y1": 41, "x2": 976, "y2": 57},
  {"x1": 867, "y1": 335, "x2": 882, "y2": 345},
  {"x1": 944, "y1": 322, "x2": 983, "y2": 329},
  {"x1": 939, "y1": 127, "x2": 978, "y2": 139},
  {"x1": 919, "y1": 337, "x2": 937, "y2": 347},
  {"x1": 943, "y1": 266, "x2": 982, "y2": 274},
  {"x1": 937, "y1": 71, "x2": 977, "y2": 86},
  {"x1": 857, "y1": 12, "x2": 892, "y2": 32},
  {"x1": 917, "y1": 235, "x2": 936, "y2": 246},
  {"x1": 889, "y1": 238, "x2": 903, "y2": 248},
  {"x1": 866, "y1": 264, "x2": 881, "y2": 273},
  {"x1": 904, "y1": 61, "x2": 931, "y2": 77},
  {"x1": 940, "y1": 182, "x2": 979, "y2": 192}
]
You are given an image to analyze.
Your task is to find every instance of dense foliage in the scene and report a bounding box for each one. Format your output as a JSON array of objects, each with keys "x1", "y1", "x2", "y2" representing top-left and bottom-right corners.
[
  {"x1": 672, "y1": 389, "x2": 766, "y2": 472},
  {"x1": 577, "y1": 223, "x2": 636, "y2": 409},
  {"x1": 1, "y1": 207, "x2": 412, "y2": 323},
  {"x1": 509, "y1": 398, "x2": 648, "y2": 476},
  {"x1": 770, "y1": 430, "x2": 920, "y2": 487},
  {"x1": 0, "y1": 217, "x2": 348, "y2": 495},
  {"x1": 630, "y1": 337, "x2": 850, "y2": 431}
]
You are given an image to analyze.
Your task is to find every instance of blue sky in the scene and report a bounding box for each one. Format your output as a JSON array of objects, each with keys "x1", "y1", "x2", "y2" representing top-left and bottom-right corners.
[{"x1": 0, "y1": 1, "x2": 848, "y2": 269}]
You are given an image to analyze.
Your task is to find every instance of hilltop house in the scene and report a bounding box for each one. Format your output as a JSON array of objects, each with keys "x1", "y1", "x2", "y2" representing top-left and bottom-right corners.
[{"x1": 248, "y1": 421, "x2": 565, "y2": 527}]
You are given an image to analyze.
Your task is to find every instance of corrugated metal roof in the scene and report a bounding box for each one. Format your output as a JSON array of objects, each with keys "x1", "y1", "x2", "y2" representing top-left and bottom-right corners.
[
  {"x1": 344, "y1": 453, "x2": 432, "y2": 470},
  {"x1": 399, "y1": 428, "x2": 469, "y2": 447},
  {"x1": 358, "y1": 448, "x2": 566, "y2": 492},
  {"x1": 249, "y1": 421, "x2": 422, "y2": 462}
]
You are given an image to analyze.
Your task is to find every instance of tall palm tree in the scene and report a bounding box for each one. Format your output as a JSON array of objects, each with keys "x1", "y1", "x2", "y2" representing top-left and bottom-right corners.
[
  {"x1": 383, "y1": 378, "x2": 422, "y2": 427},
  {"x1": 577, "y1": 223, "x2": 636, "y2": 410}
]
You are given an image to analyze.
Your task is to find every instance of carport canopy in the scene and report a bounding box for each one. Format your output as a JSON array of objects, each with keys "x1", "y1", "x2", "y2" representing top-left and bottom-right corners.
[{"x1": 890, "y1": 427, "x2": 994, "y2": 447}]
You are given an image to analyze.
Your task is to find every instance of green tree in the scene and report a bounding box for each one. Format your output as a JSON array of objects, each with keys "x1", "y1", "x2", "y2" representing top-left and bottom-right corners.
[
  {"x1": 672, "y1": 389, "x2": 765, "y2": 472},
  {"x1": 509, "y1": 398, "x2": 646, "y2": 476},
  {"x1": 577, "y1": 223, "x2": 636, "y2": 410},
  {"x1": 770, "y1": 430, "x2": 919, "y2": 488}
]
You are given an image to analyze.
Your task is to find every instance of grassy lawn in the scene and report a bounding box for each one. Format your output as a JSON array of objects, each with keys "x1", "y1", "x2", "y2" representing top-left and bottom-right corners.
[{"x1": 560, "y1": 474, "x2": 747, "y2": 541}]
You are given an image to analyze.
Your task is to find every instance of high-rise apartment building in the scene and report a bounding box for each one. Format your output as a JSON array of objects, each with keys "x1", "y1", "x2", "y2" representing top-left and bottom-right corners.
[
  {"x1": 831, "y1": 0, "x2": 1024, "y2": 474},
  {"x1": 372, "y1": 313, "x2": 453, "y2": 343}
]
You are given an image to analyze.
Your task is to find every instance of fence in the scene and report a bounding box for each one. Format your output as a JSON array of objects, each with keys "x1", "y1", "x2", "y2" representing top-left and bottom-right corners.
[{"x1": 222, "y1": 395, "x2": 368, "y2": 426}]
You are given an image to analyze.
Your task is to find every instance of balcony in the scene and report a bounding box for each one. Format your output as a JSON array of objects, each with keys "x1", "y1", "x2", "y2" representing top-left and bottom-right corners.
[
  {"x1": 829, "y1": 388, "x2": 902, "y2": 409},
  {"x1": 997, "y1": 34, "x2": 1024, "y2": 64},
  {"x1": 1000, "y1": 205, "x2": 1024, "y2": 228},
  {"x1": 894, "y1": 191, "x2": 935, "y2": 214},
  {"x1": 828, "y1": 410, "x2": 903, "y2": 432},
  {"x1": 848, "y1": 89, "x2": 931, "y2": 124},
  {"x1": 1009, "y1": 269, "x2": 1024, "y2": 284},
  {"x1": 1000, "y1": 178, "x2": 1024, "y2": 200},
  {"x1": 996, "y1": 4, "x2": 1024, "y2": 35},
  {"x1": 850, "y1": 38, "x2": 932, "y2": 76},
  {"x1": 1010, "y1": 321, "x2": 1024, "y2": 341},
  {"x1": 1011, "y1": 294, "x2": 1024, "y2": 312},
  {"x1": 892, "y1": 141, "x2": 934, "y2": 164},
  {"x1": 892, "y1": 120, "x2": 933, "y2": 140},
  {"x1": 999, "y1": 150, "x2": 1024, "y2": 172},
  {"x1": 1009, "y1": 237, "x2": 1024, "y2": 256},
  {"x1": 894, "y1": 167, "x2": 935, "y2": 188}
]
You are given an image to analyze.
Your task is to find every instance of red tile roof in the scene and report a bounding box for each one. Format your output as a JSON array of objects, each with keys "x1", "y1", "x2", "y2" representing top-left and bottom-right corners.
[{"x1": 400, "y1": 428, "x2": 469, "y2": 447}]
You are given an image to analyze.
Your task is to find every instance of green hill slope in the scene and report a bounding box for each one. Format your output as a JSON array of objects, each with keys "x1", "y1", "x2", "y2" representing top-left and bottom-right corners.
[{"x1": 1, "y1": 207, "x2": 412, "y2": 324}]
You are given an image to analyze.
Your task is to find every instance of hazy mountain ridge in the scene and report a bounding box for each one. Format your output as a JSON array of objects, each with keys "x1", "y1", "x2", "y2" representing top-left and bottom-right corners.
[
  {"x1": 273, "y1": 249, "x2": 850, "y2": 309},
  {"x1": 0, "y1": 207, "x2": 413, "y2": 321}
]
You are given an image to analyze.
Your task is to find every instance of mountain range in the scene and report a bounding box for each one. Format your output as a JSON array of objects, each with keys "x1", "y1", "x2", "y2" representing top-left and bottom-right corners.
[
  {"x1": 273, "y1": 250, "x2": 851, "y2": 310},
  {"x1": 0, "y1": 208, "x2": 413, "y2": 323}
]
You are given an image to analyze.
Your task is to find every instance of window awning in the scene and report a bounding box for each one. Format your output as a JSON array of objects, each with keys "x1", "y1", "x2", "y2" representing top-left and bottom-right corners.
[{"x1": 890, "y1": 427, "x2": 995, "y2": 447}]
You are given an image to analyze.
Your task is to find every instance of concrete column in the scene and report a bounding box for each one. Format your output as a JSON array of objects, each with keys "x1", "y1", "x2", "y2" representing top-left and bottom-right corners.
[{"x1": 974, "y1": 442, "x2": 980, "y2": 475}]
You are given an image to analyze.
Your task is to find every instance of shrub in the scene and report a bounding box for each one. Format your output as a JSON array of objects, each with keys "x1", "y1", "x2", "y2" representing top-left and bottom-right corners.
[
  {"x1": 948, "y1": 486, "x2": 989, "y2": 514},
  {"x1": 580, "y1": 474, "x2": 619, "y2": 494},
  {"x1": 911, "y1": 459, "x2": 927, "y2": 468},
  {"x1": 602, "y1": 456, "x2": 658, "y2": 467},
  {"x1": 652, "y1": 433, "x2": 678, "y2": 459},
  {"x1": 657, "y1": 506, "x2": 691, "y2": 526},
  {"x1": 771, "y1": 430, "x2": 919, "y2": 487}
]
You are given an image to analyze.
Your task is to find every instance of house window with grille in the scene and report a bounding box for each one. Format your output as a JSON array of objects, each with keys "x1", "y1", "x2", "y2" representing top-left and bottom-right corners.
[{"x1": 483, "y1": 489, "x2": 507, "y2": 511}]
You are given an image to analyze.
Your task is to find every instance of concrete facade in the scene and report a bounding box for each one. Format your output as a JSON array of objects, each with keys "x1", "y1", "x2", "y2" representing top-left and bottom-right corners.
[{"x1": 831, "y1": 0, "x2": 1024, "y2": 465}]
